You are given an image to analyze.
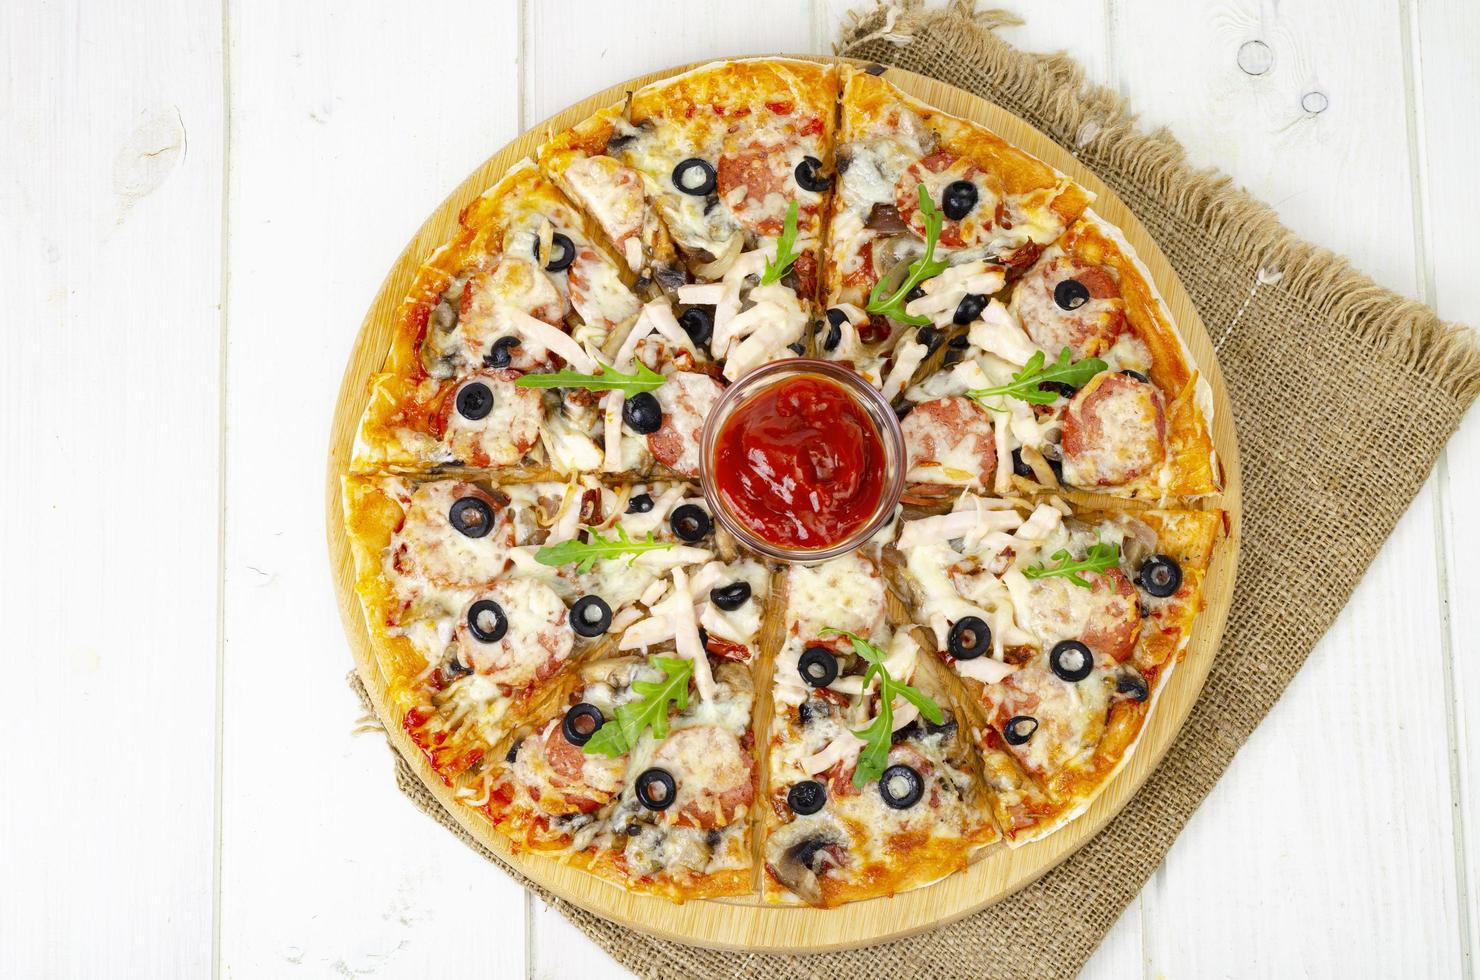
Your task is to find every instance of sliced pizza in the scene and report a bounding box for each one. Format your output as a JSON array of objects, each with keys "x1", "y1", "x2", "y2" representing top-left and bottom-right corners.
[
  {"x1": 762, "y1": 551, "x2": 998, "y2": 906},
  {"x1": 341, "y1": 474, "x2": 723, "y2": 785},
  {"x1": 897, "y1": 212, "x2": 1219, "y2": 503},
  {"x1": 489, "y1": 548, "x2": 772, "y2": 900},
  {"x1": 819, "y1": 66, "x2": 1093, "y2": 396},
  {"x1": 889, "y1": 491, "x2": 1222, "y2": 842},
  {"x1": 351, "y1": 160, "x2": 642, "y2": 475},
  {"x1": 609, "y1": 58, "x2": 840, "y2": 379}
]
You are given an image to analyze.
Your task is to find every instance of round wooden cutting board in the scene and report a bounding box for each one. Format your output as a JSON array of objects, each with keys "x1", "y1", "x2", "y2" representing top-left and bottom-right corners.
[{"x1": 326, "y1": 56, "x2": 1241, "y2": 954}]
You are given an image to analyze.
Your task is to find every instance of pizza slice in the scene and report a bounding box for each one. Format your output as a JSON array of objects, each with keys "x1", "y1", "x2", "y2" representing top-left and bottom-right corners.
[
  {"x1": 610, "y1": 58, "x2": 840, "y2": 379},
  {"x1": 761, "y1": 551, "x2": 998, "y2": 906},
  {"x1": 819, "y1": 66, "x2": 1094, "y2": 395},
  {"x1": 351, "y1": 160, "x2": 643, "y2": 474},
  {"x1": 896, "y1": 212, "x2": 1220, "y2": 503},
  {"x1": 488, "y1": 549, "x2": 773, "y2": 901},
  {"x1": 889, "y1": 491, "x2": 1222, "y2": 842},
  {"x1": 341, "y1": 474, "x2": 722, "y2": 786}
]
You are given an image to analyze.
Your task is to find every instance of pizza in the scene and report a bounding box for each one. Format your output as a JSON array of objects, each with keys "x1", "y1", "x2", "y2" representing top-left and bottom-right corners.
[{"x1": 341, "y1": 59, "x2": 1227, "y2": 908}]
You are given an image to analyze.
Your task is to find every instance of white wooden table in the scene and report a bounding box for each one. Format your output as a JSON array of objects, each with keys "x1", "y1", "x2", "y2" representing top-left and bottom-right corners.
[{"x1": 3, "y1": 1, "x2": 1476, "y2": 976}]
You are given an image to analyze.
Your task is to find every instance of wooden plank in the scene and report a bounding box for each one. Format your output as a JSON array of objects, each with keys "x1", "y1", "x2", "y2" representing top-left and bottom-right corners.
[
  {"x1": 0, "y1": 2, "x2": 224, "y2": 978},
  {"x1": 523, "y1": 7, "x2": 823, "y2": 972},
  {"x1": 216, "y1": 3, "x2": 528, "y2": 977},
  {"x1": 1414, "y1": 0, "x2": 1480, "y2": 970},
  {"x1": 1108, "y1": 1, "x2": 1465, "y2": 975}
]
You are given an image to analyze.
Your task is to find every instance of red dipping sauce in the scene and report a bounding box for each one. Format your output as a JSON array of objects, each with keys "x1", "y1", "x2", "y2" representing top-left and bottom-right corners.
[{"x1": 712, "y1": 374, "x2": 888, "y2": 551}]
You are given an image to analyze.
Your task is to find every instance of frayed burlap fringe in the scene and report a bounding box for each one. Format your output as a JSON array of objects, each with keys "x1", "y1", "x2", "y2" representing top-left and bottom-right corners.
[
  {"x1": 356, "y1": 6, "x2": 1480, "y2": 979},
  {"x1": 842, "y1": 0, "x2": 1480, "y2": 400}
]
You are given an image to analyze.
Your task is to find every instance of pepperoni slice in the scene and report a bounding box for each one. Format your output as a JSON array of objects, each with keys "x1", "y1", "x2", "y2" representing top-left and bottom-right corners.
[
  {"x1": 392, "y1": 481, "x2": 512, "y2": 589},
  {"x1": 566, "y1": 246, "x2": 640, "y2": 334},
  {"x1": 455, "y1": 578, "x2": 575, "y2": 691},
  {"x1": 982, "y1": 663, "x2": 1109, "y2": 780},
  {"x1": 435, "y1": 369, "x2": 545, "y2": 468},
  {"x1": 1060, "y1": 373, "x2": 1166, "y2": 486},
  {"x1": 894, "y1": 151, "x2": 1005, "y2": 249},
  {"x1": 648, "y1": 371, "x2": 724, "y2": 477},
  {"x1": 561, "y1": 156, "x2": 648, "y2": 272},
  {"x1": 1022, "y1": 569, "x2": 1142, "y2": 662},
  {"x1": 510, "y1": 718, "x2": 624, "y2": 816},
  {"x1": 649, "y1": 726, "x2": 755, "y2": 830},
  {"x1": 1010, "y1": 255, "x2": 1129, "y2": 359},
  {"x1": 901, "y1": 396, "x2": 997, "y2": 488},
  {"x1": 716, "y1": 145, "x2": 815, "y2": 236}
]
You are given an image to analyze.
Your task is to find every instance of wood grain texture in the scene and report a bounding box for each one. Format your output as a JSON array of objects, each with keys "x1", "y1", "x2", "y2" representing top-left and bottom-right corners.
[
  {"x1": 217, "y1": 3, "x2": 530, "y2": 977},
  {"x1": 0, "y1": 1, "x2": 224, "y2": 977},
  {"x1": 325, "y1": 56, "x2": 1241, "y2": 953},
  {"x1": 1107, "y1": 2, "x2": 1468, "y2": 975}
]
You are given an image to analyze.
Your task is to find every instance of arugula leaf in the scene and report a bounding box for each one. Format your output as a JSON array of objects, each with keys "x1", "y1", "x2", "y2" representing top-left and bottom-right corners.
[
  {"x1": 514, "y1": 360, "x2": 665, "y2": 395},
  {"x1": 1022, "y1": 541, "x2": 1121, "y2": 589},
  {"x1": 821, "y1": 627, "x2": 944, "y2": 788},
  {"x1": 966, "y1": 347, "x2": 1108, "y2": 407},
  {"x1": 761, "y1": 201, "x2": 802, "y2": 285},
  {"x1": 865, "y1": 184, "x2": 951, "y2": 327},
  {"x1": 533, "y1": 524, "x2": 676, "y2": 573},
  {"x1": 582, "y1": 655, "x2": 693, "y2": 757}
]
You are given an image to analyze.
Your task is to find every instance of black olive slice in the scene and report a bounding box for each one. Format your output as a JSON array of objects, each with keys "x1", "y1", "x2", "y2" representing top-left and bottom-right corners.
[
  {"x1": 448, "y1": 496, "x2": 495, "y2": 538},
  {"x1": 671, "y1": 158, "x2": 716, "y2": 196},
  {"x1": 879, "y1": 764, "x2": 925, "y2": 809},
  {"x1": 1053, "y1": 278, "x2": 1090, "y2": 310},
  {"x1": 622, "y1": 391, "x2": 663, "y2": 434},
  {"x1": 948, "y1": 334, "x2": 970, "y2": 350},
  {"x1": 1003, "y1": 715, "x2": 1039, "y2": 745},
  {"x1": 569, "y1": 595, "x2": 613, "y2": 638},
  {"x1": 455, "y1": 381, "x2": 494, "y2": 421},
  {"x1": 504, "y1": 737, "x2": 524, "y2": 764},
  {"x1": 797, "y1": 698, "x2": 831, "y2": 726},
  {"x1": 669, "y1": 504, "x2": 711, "y2": 542},
  {"x1": 787, "y1": 779, "x2": 827, "y2": 816},
  {"x1": 863, "y1": 63, "x2": 887, "y2": 76},
  {"x1": 797, "y1": 647, "x2": 839, "y2": 688},
  {"x1": 1114, "y1": 666, "x2": 1150, "y2": 702},
  {"x1": 1049, "y1": 640, "x2": 1094, "y2": 683},
  {"x1": 626, "y1": 492, "x2": 654, "y2": 514},
  {"x1": 440, "y1": 655, "x2": 473, "y2": 683},
  {"x1": 905, "y1": 285, "x2": 925, "y2": 303},
  {"x1": 794, "y1": 155, "x2": 832, "y2": 193},
  {"x1": 941, "y1": 180, "x2": 979, "y2": 221},
  {"x1": 1042, "y1": 381, "x2": 1079, "y2": 400},
  {"x1": 947, "y1": 616, "x2": 991, "y2": 660},
  {"x1": 466, "y1": 599, "x2": 508, "y2": 643},
  {"x1": 484, "y1": 335, "x2": 521, "y2": 368},
  {"x1": 624, "y1": 823, "x2": 643, "y2": 837},
  {"x1": 952, "y1": 292, "x2": 988, "y2": 325},
  {"x1": 1011, "y1": 448, "x2": 1034, "y2": 478},
  {"x1": 679, "y1": 306, "x2": 713, "y2": 346},
  {"x1": 821, "y1": 309, "x2": 845, "y2": 351},
  {"x1": 710, "y1": 581, "x2": 752, "y2": 611},
  {"x1": 635, "y1": 768, "x2": 677, "y2": 811},
  {"x1": 916, "y1": 325, "x2": 941, "y2": 354},
  {"x1": 1137, "y1": 554, "x2": 1183, "y2": 597},
  {"x1": 538, "y1": 231, "x2": 576, "y2": 273},
  {"x1": 561, "y1": 702, "x2": 605, "y2": 747},
  {"x1": 787, "y1": 340, "x2": 806, "y2": 355},
  {"x1": 705, "y1": 829, "x2": 722, "y2": 848},
  {"x1": 1119, "y1": 369, "x2": 1152, "y2": 385},
  {"x1": 942, "y1": 348, "x2": 965, "y2": 367}
]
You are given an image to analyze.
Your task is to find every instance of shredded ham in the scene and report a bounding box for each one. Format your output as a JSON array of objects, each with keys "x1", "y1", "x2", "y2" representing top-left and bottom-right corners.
[
  {"x1": 802, "y1": 732, "x2": 865, "y2": 774},
  {"x1": 967, "y1": 299, "x2": 1040, "y2": 366},
  {"x1": 881, "y1": 340, "x2": 928, "y2": 402},
  {"x1": 954, "y1": 656, "x2": 1017, "y2": 685},
  {"x1": 509, "y1": 310, "x2": 597, "y2": 373},
  {"x1": 669, "y1": 567, "x2": 716, "y2": 701},
  {"x1": 601, "y1": 390, "x2": 625, "y2": 472},
  {"x1": 620, "y1": 486, "x2": 686, "y2": 535}
]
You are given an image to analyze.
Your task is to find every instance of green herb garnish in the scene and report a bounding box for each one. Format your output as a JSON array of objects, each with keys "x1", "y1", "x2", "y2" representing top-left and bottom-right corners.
[
  {"x1": 865, "y1": 184, "x2": 950, "y2": 327},
  {"x1": 1022, "y1": 542, "x2": 1121, "y2": 589},
  {"x1": 761, "y1": 200, "x2": 802, "y2": 285},
  {"x1": 582, "y1": 655, "x2": 694, "y2": 757},
  {"x1": 533, "y1": 524, "x2": 676, "y2": 573},
  {"x1": 821, "y1": 628, "x2": 944, "y2": 788},
  {"x1": 967, "y1": 347, "x2": 1107, "y2": 406},
  {"x1": 514, "y1": 360, "x2": 665, "y2": 395}
]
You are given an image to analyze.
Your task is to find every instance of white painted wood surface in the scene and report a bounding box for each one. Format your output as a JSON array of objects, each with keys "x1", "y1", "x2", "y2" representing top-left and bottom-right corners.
[{"x1": 1, "y1": 1, "x2": 1475, "y2": 977}]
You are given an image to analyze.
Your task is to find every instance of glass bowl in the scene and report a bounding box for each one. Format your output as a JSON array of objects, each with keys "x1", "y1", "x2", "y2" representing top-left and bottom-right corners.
[{"x1": 698, "y1": 359, "x2": 905, "y2": 564}]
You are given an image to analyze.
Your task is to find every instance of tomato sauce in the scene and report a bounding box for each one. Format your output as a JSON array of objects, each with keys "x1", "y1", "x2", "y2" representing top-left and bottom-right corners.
[{"x1": 712, "y1": 374, "x2": 887, "y2": 550}]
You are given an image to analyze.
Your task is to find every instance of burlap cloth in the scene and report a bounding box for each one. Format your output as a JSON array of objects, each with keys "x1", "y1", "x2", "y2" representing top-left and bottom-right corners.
[{"x1": 348, "y1": 3, "x2": 1480, "y2": 976}]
